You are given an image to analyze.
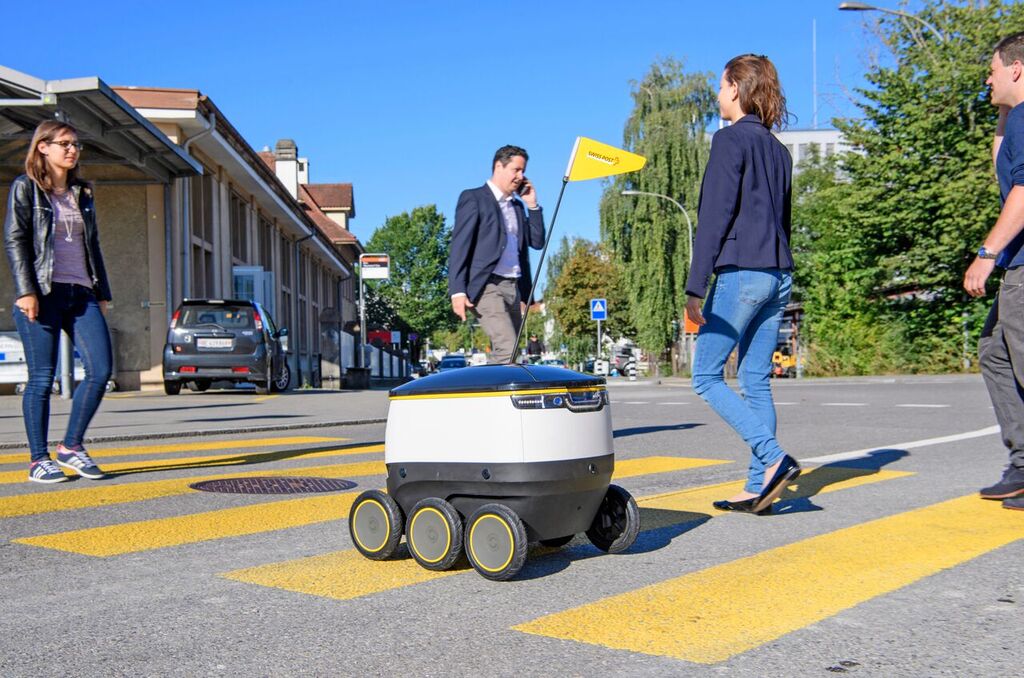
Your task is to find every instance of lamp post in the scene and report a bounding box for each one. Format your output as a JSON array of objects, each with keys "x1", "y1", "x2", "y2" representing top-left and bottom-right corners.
[
  {"x1": 838, "y1": 2, "x2": 946, "y2": 43},
  {"x1": 620, "y1": 190, "x2": 694, "y2": 265}
]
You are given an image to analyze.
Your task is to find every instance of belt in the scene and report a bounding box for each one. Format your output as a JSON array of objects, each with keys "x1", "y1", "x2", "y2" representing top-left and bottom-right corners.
[{"x1": 488, "y1": 274, "x2": 518, "y2": 284}]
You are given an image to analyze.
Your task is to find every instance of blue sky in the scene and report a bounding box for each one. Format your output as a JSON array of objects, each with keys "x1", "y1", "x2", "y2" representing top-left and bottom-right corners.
[{"x1": 6, "y1": 0, "x2": 883, "y2": 263}]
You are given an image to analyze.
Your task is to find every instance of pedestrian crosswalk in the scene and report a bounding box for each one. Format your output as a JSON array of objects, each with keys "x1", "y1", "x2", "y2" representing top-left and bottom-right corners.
[{"x1": 2, "y1": 433, "x2": 1019, "y2": 668}]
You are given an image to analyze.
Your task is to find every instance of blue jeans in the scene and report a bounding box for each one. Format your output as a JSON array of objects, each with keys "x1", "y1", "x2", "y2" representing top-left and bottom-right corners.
[
  {"x1": 14, "y1": 283, "x2": 112, "y2": 462},
  {"x1": 691, "y1": 267, "x2": 792, "y2": 493}
]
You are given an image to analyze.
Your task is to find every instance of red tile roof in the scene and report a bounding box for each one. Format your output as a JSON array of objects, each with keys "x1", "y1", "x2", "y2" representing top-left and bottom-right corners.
[
  {"x1": 304, "y1": 183, "x2": 353, "y2": 211},
  {"x1": 299, "y1": 185, "x2": 358, "y2": 245}
]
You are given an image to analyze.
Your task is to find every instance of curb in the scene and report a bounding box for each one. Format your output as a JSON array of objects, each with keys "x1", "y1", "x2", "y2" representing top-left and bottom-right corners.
[{"x1": 0, "y1": 417, "x2": 388, "y2": 450}]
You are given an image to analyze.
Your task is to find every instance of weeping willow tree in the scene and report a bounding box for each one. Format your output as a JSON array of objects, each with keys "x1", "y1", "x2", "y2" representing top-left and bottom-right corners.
[{"x1": 600, "y1": 58, "x2": 717, "y2": 359}]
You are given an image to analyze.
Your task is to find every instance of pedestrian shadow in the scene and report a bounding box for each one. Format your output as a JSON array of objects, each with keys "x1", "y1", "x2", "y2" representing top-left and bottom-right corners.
[
  {"x1": 614, "y1": 423, "x2": 704, "y2": 438},
  {"x1": 772, "y1": 448, "x2": 910, "y2": 515},
  {"x1": 104, "y1": 440, "x2": 385, "y2": 477}
]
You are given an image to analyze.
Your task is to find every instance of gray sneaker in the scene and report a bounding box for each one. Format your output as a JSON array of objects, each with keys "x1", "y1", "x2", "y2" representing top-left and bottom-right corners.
[
  {"x1": 28, "y1": 459, "x2": 68, "y2": 484},
  {"x1": 56, "y1": 444, "x2": 106, "y2": 480},
  {"x1": 1003, "y1": 496, "x2": 1024, "y2": 511},
  {"x1": 979, "y1": 465, "x2": 1024, "y2": 499}
]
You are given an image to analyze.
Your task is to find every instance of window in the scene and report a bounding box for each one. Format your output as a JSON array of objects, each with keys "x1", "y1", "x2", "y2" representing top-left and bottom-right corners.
[
  {"x1": 230, "y1": 191, "x2": 249, "y2": 264},
  {"x1": 797, "y1": 144, "x2": 810, "y2": 162},
  {"x1": 279, "y1": 236, "x2": 292, "y2": 332},
  {"x1": 258, "y1": 214, "x2": 273, "y2": 271},
  {"x1": 189, "y1": 172, "x2": 216, "y2": 298},
  {"x1": 825, "y1": 143, "x2": 836, "y2": 157}
]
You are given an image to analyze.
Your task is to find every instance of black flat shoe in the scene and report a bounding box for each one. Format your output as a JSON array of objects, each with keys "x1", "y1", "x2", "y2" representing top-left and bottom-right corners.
[
  {"x1": 753, "y1": 455, "x2": 801, "y2": 513},
  {"x1": 712, "y1": 498, "x2": 772, "y2": 515}
]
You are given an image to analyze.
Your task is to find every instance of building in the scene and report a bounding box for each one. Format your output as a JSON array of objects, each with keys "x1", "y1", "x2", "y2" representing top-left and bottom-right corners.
[
  {"x1": 0, "y1": 66, "x2": 365, "y2": 390},
  {"x1": 773, "y1": 128, "x2": 850, "y2": 173}
]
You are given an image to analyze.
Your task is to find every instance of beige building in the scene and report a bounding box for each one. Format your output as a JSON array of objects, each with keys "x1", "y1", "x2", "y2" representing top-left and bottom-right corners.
[{"x1": 0, "y1": 66, "x2": 365, "y2": 390}]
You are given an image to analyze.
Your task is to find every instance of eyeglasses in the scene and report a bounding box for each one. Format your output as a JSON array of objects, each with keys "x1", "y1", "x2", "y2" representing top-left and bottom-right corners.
[{"x1": 47, "y1": 140, "x2": 83, "y2": 152}]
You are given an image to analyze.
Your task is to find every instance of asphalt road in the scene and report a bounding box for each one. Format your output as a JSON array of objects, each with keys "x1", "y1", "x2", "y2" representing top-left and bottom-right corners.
[{"x1": 0, "y1": 375, "x2": 1021, "y2": 677}]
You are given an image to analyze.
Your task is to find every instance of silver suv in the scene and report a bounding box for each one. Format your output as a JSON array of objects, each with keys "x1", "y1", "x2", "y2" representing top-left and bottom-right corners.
[{"x1": 162, "y1": 299, "x2": 290, "y2": 395}]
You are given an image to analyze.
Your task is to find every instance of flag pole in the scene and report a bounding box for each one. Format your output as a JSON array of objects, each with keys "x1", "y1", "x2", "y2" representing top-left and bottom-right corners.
[{"x1": 510, "y1": 177, "x2": 569, "y2": 364}]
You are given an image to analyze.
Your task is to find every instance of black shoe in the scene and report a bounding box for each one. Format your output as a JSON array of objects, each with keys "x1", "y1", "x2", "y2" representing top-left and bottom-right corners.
[
  {"x1": 712, "y1": 498, "x2": 772, "y2": 516},
  {"x1": 979, "y1": 466, "x2": 1024, "y2": 499},
  {"x1": 1003, "y1": 495, "x2": 1024, "y2": 511},
  {"x1": 753, "y1": 455, "x2": 801, "y2": 513}
]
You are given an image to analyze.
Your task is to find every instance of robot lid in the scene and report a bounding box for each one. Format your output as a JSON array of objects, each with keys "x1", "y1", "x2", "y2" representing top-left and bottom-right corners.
[{"x1": 389, "y1": 364, "x2": 604, "y2": 399}]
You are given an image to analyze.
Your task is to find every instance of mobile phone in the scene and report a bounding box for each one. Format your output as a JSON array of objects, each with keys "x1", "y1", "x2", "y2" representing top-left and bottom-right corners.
[{"x1": 517, "y1": 178, "x2": 530, "y2": 195}]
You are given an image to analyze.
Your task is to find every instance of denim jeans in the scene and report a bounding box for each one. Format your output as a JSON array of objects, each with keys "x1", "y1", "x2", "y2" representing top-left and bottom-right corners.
[
  {"x1": 13, "y1": 283, "x2": 111, "y2": 462},
  {"x1": 691, "y1": 267, "x2": 792, "y2": 493}
]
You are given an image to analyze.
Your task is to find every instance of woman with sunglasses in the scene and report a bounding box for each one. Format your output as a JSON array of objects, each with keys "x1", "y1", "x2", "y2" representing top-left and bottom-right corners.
[
  {"x1": 686, "y1": 54, "x2": 799, "y2": 514},
  {"x1": 4, "y1": 120, "x2": 113, "y2": 483}
]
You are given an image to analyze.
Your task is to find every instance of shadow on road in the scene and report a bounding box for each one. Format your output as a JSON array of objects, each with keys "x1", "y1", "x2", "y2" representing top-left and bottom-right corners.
[
  {"x1": 105, "y1": 440, "x2": 384, "y2": 477},
  {"x1": 614, "y1": 423, "x2": 704, "y2": 438},
  {"x1": 773, "y1": 448, "x2": 910, "y2": 515}
]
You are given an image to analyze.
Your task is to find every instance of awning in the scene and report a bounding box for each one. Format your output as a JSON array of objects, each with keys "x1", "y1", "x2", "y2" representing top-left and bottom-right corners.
[{"x1": 0, "y1": 65, "x2": 201, "y2": 183}]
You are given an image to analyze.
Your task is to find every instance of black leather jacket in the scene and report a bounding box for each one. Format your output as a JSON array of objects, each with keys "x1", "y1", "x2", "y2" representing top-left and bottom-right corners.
[{"x1": 4, "y1": 175, "x2": 112, "y2": 302}]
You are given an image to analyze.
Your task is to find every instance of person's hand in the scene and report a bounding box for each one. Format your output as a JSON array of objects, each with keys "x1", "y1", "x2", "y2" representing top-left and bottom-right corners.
[
  {"x1": 15, "y1": 294, "x2": 38, "y2": 322},
  {"x1": 685, "y1": 296, "x2": 706, "y2": 326},
  {"x1": 452, "y1": 295, "x2": 474, "y2": 321},
  {"x1": 964, "y1": 256, "x2": 997, "y2": 297},
  {"x1": 520, "y1": 301, "x2": 527, "y2": 317},
  {"x1": 519, "y1": 178, "x2": 538, "y2": 209},
  {"x1": 99, "y1": 300, "x2": 108, "y2": 315}
]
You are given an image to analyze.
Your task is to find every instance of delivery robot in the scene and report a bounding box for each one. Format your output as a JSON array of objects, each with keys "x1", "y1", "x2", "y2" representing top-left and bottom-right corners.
[{"x1": 347, "y1": 364, "x2": 640, "y2": 580}]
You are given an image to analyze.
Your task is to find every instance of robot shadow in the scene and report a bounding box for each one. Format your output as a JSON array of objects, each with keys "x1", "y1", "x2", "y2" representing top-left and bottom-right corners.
[{"x1": 614, "y1": 423, "x2": 703, "y2": 438}]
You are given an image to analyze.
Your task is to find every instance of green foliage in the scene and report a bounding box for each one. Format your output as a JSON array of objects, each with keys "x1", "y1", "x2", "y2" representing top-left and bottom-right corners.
[
  {"x1": 795, "y1": 0, "x2": 1024, "y2": 374},
  {"x1": 364, "y1": 205, "x2": 455, "y2": 360},
  {"x1": 546, "y1": 237, "x2": 633, "y2": 363},
  {"x1": 599, "y1": 58, "x2": 717, "y2": 357}
]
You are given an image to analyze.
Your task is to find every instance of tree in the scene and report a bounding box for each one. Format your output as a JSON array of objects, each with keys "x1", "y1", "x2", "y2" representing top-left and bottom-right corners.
[
  {"x1": 797, "y1": 0, "x2": 1024, "y2": 373},
  {"x1": 364, "y1": 205, "x2": 454, "y2": 362},
  {"x1": 546, "y1": 238, "x2": 632, "y2": 364},
  {"x1": 599, "y1": 58, "x2": 718, "y2": 363}
]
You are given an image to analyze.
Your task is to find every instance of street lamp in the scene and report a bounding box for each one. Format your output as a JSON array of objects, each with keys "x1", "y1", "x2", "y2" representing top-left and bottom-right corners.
[
  {"x1": 838, "y1": 2, "x2": 946, "y2": 43},
  {"x1": 620, "y1": 190, "x2": 694, "y2": 265}
]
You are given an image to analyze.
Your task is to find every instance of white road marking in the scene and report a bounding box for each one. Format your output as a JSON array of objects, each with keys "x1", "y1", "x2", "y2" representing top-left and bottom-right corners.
[
  {"x1": 801, "y1": 425, "x2": 1000, "y2": 464},
  {"x1": 821, "y1": 402, "x2": 867, "y2": 407},
  {"x1": 895, "y1": 404, "x2": 951, "y2": 409},
  {"x1": 621, "y1": 401, "x2": 650, "y2": 405},
  {"x1": 775, "y1": 402, "x2": 798, "y2": 406}
]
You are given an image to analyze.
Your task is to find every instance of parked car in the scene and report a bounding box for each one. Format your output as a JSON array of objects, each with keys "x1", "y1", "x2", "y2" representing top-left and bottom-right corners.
[
  {"x1": 540, "y1": 358, "x2": 566, "y2": 367},
  {"x1": 162, "y1": 299, "x2": 290, "y2": 395},
  {"x1": 437, "y1": 355, "x2": 468, "y2": 372}
]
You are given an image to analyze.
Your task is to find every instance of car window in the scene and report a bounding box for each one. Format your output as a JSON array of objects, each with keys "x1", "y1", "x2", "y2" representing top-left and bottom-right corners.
[
  {"x1": 258, "y1": 305, "x2": 278, "y2": 334},
  {"x1": 180, "y1": 306, "x2": 255, "y2": 329},
  {"x1": 439, "y1": 358, "x2": 465, "y2": 368}
]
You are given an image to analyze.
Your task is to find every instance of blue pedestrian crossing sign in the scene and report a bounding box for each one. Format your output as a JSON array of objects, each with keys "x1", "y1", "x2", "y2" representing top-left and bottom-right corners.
[{"x1": 590, "y1": 298, "x2": 607, "y2": 321}]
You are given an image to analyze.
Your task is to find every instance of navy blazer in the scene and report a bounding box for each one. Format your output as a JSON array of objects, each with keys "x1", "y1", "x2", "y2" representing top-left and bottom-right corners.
[
  {"x1": 448, "y1": 184, "x2": 546, "y2": 304},
  {"x1": 685, "y1": 114, "x2": 793, "y2": 299}
]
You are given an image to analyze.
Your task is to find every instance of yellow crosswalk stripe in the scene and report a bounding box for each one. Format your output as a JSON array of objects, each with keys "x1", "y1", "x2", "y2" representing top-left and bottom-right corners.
[
  {"x1": 16, "y1": 492, "x2": 361, "y2": 557},
  {"x1": 514, "y1": 494, "x2": 1019, "y2": 664},
  {"x1": 0, "y1": 436, "x2": 348, "y2": 465},
  {"x1": 222, "y1": 465, "x2": 909, "y2": 602},
  {"x1": 222, "y1": 549, "x2": 466, "y2": 599},
  {"x1": 11, "y1": 455, "x2": 722, "y2": 557},
  {"x1": 614, "y1": 456, "x2": 728, "y2": 478},
  {"x1": 0, "y1": 452, "x2": 384, "y2": 519},
  {"x1": 0, "y1": 443, "x2": 382, "y2": 485}
]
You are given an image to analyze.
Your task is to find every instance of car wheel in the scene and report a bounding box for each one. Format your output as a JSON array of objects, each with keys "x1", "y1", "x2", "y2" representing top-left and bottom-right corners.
[
  {"x1": 464, "y1": 503, "x2": 528, "y2": 581},
  {"x1": 164, "y1": 380, "x2": 182, "y2": 395},
  {"x1": 349, "y1": 490, "x2": 404, "y2": 560},
  {"x1": 406, "y1": 498, "x2": 464, "y2": 571},
  {"x1": 272, "y1": 362, "x2": 291, "y2": 392},
  {"x1": 586, "y1": 484, "x2": 640, "y2": 554}
]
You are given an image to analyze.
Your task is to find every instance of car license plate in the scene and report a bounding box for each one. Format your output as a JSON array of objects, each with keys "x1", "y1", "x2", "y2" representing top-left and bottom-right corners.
[{"x1": 197, "y1": 337, "x2": 233, "y2": 349}]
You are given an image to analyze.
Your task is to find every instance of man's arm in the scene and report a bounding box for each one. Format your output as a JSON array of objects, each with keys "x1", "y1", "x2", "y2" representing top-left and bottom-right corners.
[
  {"x1": 964, "y1": 185, "x2": 1024, "y2": 297},
  {"x1": 449, "y1": 190, "x2": 478, "y2": 320},
  {"x1": 995, "y1": 105, "x2": 1009, "y2": 170}
]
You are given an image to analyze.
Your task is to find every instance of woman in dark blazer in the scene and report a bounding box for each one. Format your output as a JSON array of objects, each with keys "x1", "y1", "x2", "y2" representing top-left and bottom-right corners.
[{"x1": 685, "y1": 54, "x2": 799, "y2": 514}]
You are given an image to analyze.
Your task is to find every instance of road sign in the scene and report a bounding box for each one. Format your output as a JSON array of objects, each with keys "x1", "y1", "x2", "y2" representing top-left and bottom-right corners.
[
  {"x1": 590, "y1": 298, "x2": 607, "y2": 321},
  {"x1": 360, "y1": 253, "x2": 390, "y2": 280}
]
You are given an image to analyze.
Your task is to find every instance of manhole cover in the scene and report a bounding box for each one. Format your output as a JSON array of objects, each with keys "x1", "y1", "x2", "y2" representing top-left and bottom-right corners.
[{"x1": 189, "y1": 477, "x2": 357, "y2": 494}]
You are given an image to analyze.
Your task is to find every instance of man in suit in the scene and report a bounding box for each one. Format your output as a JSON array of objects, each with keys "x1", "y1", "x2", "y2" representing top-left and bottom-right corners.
[{"x1": 448, "y1": 145, "x2": 546, "y2": 364}]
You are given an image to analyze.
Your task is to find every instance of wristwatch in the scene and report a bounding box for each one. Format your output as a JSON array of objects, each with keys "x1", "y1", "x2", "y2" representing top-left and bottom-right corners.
[{"x1": 978, "y1": 246, "x2": 999, "y2": 260}]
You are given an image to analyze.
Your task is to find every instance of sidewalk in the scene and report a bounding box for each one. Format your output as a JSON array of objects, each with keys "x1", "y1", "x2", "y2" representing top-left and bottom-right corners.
[{"x1": 0, "y1": 387, "x2": 393, "y2": 450}]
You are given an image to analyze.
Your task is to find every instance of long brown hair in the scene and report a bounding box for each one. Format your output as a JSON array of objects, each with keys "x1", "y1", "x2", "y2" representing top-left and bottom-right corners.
[
  {"x1": 724, "y1": 54, "x2": 789, "y2": 131},
  {"x1": 25, "y1": 120, "x2": 84, "y2": 192}
]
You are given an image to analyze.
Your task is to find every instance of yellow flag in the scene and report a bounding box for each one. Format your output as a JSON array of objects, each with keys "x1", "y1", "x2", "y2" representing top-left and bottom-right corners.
[{"x1": 563, "y1": 137, "x2": 647, "y2": 182}]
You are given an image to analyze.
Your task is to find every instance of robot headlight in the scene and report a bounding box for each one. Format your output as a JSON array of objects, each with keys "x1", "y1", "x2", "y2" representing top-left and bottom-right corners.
[{"x1": 511, "y1": 389, "x2": 607, "y2": 412}]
